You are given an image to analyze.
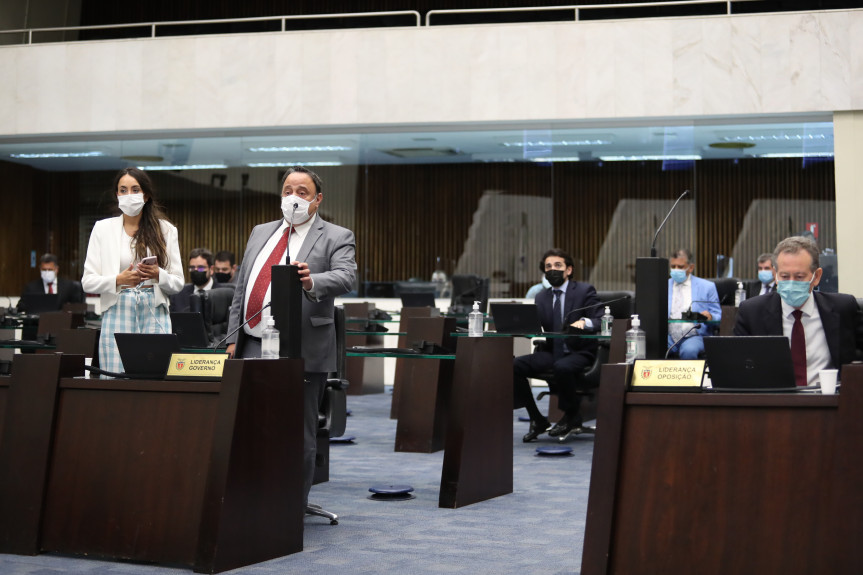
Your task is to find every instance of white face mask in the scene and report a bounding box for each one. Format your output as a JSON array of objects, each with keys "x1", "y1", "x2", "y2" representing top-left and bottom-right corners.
[
  {"x1": 41, "y1": 270, "x2": 56, "y2": 284},
  {"x1": 281, "y1": 195, "x2": 315, "y2": 225},
  {"x1": 118, "y1": 194, "x2": 146, "y2": 217}
]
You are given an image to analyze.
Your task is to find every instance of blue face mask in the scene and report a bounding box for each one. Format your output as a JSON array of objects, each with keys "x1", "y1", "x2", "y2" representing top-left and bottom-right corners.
[
  {"x1": 776, "y1": 275, "x2": 815, "y2": 308},
  {"x1": 758, "y1": 270, "x2": 774, "y2": 284},
  {"x1": 670, "y1": 269, "x2": 687, "y2": 284}
]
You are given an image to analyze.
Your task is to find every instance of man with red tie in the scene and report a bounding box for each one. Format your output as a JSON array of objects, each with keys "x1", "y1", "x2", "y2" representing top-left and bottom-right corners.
[
  {"x1": 734, "y1": 236, "x2": 862, "y2": 386},
  {"x1": 225, "y1": 166, "x2": 356, "y2": 507},
  {"x1": 19, "y1": 253, "x2": 85, "y2": 312}
]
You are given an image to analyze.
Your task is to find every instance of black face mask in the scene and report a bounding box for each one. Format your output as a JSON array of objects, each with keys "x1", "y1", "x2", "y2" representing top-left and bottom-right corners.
[
  {"x1": 545, "y1": 269, "x2": 566, "y2": 288},
  {"x1": 213, "y1": 272, "x2": 232, "y2": 284},
  {"x1": 190, "y1": 271, "x2": 209, "y2": 287}
]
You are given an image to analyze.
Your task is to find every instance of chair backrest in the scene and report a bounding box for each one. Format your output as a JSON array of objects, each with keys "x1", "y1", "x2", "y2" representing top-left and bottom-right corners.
[
  {"x1": 704, "y1": 277, "x2": 740, "y2": 306},
  {"x1": 332, "y1": 306, "x2": 346, "y2": 380},
  {"x1": 55, "y1": 328, "x2": 100, "y2": 366},
  {"x1": 37, "y1": 311, "x2": 78, "y2": 336},
  {"x1": 206, "y1": 286, "x2": 236, "y2": 341},
  {"x1": 597, "y1": 290, "x2": 635, "y2": 319}
]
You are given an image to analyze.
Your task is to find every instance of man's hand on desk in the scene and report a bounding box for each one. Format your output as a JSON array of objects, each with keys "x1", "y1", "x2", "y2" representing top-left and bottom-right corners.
[
  {"x1": 569, "y1": 319, "x2": 588, "y2": 330},
  {"x1": 699, "y1": 311, "x2": 713, "y2": 321}
]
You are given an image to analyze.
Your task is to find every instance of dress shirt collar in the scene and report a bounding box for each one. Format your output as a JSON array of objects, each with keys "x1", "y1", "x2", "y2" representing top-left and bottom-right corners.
[{"x1": 781, "y1": 290, "x2": 817, "y2": 319}]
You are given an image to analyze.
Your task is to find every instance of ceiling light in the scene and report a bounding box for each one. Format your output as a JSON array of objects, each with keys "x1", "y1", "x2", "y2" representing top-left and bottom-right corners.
[
  {"x1": 11, "y1": 151, "x2": 104, "y2": 159},
  {"x1": 755, "y1": 152, "x2": 834, "y2": 158},
  {"x1": 382, "y1": 148, "x2": 460, "y2": 158},
  {"x1": 529, "y1": 157, "x2": 581, "y2": 162},
  {"x1": 247, "y1": 146, "x2": 352, "y2": 152},
  {"x1": 247, "y1": 161, "x2": 343, "y2": 167},
  {"x1": 139, "y1": 164, "x2": 228, "y2": 170},
  {"x1": 502, "y1": 139, "x2": 612, "y2": 148},
  {"x1": 709, "y1": 142, "x2": 755, "y2": 149},
  {"x1": 599, "y1": 155, "x2": 702, "y2": 161}
]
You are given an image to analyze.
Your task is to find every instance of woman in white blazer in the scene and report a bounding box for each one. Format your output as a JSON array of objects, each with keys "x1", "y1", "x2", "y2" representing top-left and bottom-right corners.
[{"x1": 82, "y1": 168, "x2": 184, "y2": 375}]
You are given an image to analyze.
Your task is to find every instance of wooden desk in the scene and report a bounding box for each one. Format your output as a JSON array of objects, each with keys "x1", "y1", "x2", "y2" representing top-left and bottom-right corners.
[
  {"x1": 0, "y1": 354, "x2": 305, "y2": 574},
  {"x1": 344, "y1": 302, "x2": 385, "y2": 395},
  {"x1": 582, "y1": 363, "x2": 863, "y2": 575},
  {"x1": 394, "y1": 316, "x2": 456, "y2": 453},
  {"x1": 391, "y1": 306, "x2": 439, "y2": 419}
]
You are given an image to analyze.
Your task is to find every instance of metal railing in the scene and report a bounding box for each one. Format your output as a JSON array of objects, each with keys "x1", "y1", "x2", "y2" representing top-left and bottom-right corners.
[
  {"x1": 426, "y1": 0, "x2": 759, "y2": 26},
  {"x1": 0, "y1": 10, "x2": 421, "y2": 46},
  {"x1": 0, "y1": 1, "x2": 845, "y2": 46}
]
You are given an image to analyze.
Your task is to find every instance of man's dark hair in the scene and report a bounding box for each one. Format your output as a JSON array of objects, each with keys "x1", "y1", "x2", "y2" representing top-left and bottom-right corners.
[
  {"x1": 214, "y1": 250, "x2": 235, "y2": 266},
  {"x1": 774, "y1": 236, "x2": 820, "y2": 272},
  {"x1": 281, "y1": 166, "x2": 323, "y2": 196},
  {"x1": 539, "y1": 248, "x2": 574, "y2": 273},
  {"x1": 757, "y1": 252, "x2": 773, "y2": 266},
  {"x1": 189, "y1": 247, "x2": 214, "y2": 267},
  {"x1": 40, "y1": 253, "x2": 58, "y2": 266},
  {"x1": 671, "y1": 248, "x2": 694, "y2": 264}
]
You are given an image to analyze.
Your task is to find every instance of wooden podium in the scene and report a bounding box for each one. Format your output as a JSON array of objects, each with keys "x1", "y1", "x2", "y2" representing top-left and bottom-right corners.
[
  {"x1": 582, "y1": 363, "x2": 863, "y2": 575},
  {"x1": 0, "y1": 354, "x2": 306, "y2": 574}
]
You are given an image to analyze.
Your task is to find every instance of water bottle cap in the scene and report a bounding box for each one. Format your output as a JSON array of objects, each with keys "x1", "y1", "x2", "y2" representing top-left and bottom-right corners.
[
  {"x1": 605, "y1": 306, "x2": 611, "y2": 314},
  {"x1": 266, "y1": 316, "x2": 275, "y2": 326},
  {"x1": 631, "y1": 314, "x2": 640, "y2": 327},
  {"x1": 473, "y1": 300, "x2": 481, "y2": 311}
]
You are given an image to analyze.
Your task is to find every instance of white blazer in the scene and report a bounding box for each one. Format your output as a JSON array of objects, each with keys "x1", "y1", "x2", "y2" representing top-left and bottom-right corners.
[{"x1": 82, "y1": 216, "x2": 184, "y2": 312}]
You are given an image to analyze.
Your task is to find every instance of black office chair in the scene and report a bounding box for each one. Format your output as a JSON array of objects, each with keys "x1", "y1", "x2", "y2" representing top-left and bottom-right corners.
[
  {"x1": 534, "y1": 342, "x2": 609, "y2": 440},
  {"x1": 202, "y1": 285, "x2": 235, "y2": 345},
  {"x1": 307, "y1": 306, "x2": 349, "y2": 525},
  {"x1": 595, "y1": 290, "x2": 635, "y2": 319},
  {"x1": 704, "y1": 277, "x2": 740, "y2": 307}
]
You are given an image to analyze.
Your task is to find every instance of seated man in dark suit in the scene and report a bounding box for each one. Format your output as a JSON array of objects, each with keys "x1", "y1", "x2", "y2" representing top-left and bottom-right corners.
[
  {"x1": 19, "y1": 253, "x2": 85, "y2": 312},
  {"x1": 169, "y1": 247, "x2": 226, "y2": 312},
  {"x1": 514, "y1": 248, "x2": 604, "y2": 442},
  {"x1": 747, "y1": 252, "x2": 776, "y2": 297},
  {"x1": 734, "y1": 236, "x2": 863, "y2": 386}
]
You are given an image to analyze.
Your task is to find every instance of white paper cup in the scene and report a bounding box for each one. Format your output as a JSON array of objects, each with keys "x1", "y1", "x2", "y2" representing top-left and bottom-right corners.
[
  {"x1": 84, "y1": 357, "x2": 92, "y2": 379},
  {"x1": 819, "y1": 369, "x2": 838, "y2": 395}
]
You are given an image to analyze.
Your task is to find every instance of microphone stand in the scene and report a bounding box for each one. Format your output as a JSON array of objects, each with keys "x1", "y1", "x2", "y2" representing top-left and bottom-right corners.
[
  {"x1": 665, "y1": 323, "x2": 702, "y2": 359},
  {"x1": 637, "y1": 189, "x2": 689, "y2": 358},
  {"x1": 215, "y1": 302, "x2": 271, "y2": 350},
  {"x1": 561, "y1": 294, "x2": 633, "y2": 329}
]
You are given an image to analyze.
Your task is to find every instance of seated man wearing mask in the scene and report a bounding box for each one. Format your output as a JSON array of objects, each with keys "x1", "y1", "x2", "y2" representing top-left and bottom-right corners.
[
  {"x1": 667, "y1": 248, "x2": 721, "y2": 359},
  {"x1": 169, "y1": 247, "x2": 227, "y2": 312},
  {"x1": 748, "y1": 252, "x2": 777, "y2": 297},
  {"x1": 19, "y1": 252, "x2": 85, "y2": 312},
  {"x1": 734, "y1": 236, "x2": 863, "y2": 386},
  {"x1": 513, "y1": 248, "x2": 604, "y2": 442},
  {"x1": 214, "y1": 250, "x2": 238, "y2": 284}
]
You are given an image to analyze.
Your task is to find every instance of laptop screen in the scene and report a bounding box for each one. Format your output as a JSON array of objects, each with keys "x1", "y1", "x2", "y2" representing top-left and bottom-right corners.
[
  {"x1": 114, "y1": 333, "x2": 181, "y2": 379},
  {"x1": 489, "y1": 303, "x2": 544, "y2": 335},
  {"x1": 703, "y1": 336, "x2": 798, "y2": 391}
]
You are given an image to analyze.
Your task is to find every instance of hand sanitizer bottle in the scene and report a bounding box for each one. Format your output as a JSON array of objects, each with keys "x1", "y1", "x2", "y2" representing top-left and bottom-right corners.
[
  {"x1": 261, "y1": 316, "x2": 280, "y2": 359},
  {"x1": 625, "y1": 314, "x2": 646, "y2": 363},
  {"x1": 468, "y1": 300, "x2": 483, "y2": 337},
  {"x1": 735, "y1": 282, "x2": 746, "y2": 307},
  {"x1": 600, "y1": 306, "x2": 614, "y2": 336}
]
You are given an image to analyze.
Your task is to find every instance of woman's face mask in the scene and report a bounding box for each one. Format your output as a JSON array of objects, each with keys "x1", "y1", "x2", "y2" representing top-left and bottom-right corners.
[{"x1": 118, "y1": 193, "x2": 146, "y2": 217}]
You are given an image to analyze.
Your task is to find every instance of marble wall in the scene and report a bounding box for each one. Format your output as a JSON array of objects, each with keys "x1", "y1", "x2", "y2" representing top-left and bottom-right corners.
[{"x1": 1, "y1": 9, "x2": 862, "y2": 136}]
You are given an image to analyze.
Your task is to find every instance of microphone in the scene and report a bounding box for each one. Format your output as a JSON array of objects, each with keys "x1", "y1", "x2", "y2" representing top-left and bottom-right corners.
[
  {"x1": 650, "y1": 189, "x2": 690, "y2": 257},
  {"x1": 287, "y1": 203, "x2": 298, "y2": 245},
  {"x1": 562, "y1": 294, "x2": 632, "y2": 327},
  {"x1": 665, "y1": 323, "x2": 702, "y2": 359},
  {"x1": 214, "y1": 301, "x2": 271, "y2": 350},
  {"x1": 678, "y1": 300, "x2": 717, "y2": 322}
]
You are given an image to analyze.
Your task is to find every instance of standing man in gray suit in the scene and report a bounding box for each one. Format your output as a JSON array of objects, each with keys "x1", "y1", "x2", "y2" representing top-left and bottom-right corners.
[{"x1": 226, "y1": 166, "x2": 356, "y2": 508}]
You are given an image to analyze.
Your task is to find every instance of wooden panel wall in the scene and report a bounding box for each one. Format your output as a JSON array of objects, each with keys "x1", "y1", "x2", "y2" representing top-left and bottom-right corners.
[{"x1": 0, "y1": 158, "x2": 835, "y2": 299}]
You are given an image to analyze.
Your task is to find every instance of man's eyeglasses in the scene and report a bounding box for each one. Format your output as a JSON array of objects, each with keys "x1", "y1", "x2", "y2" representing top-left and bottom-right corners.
[{"x1": 188, "y1": 266, "x2": 209, "y2": 272}]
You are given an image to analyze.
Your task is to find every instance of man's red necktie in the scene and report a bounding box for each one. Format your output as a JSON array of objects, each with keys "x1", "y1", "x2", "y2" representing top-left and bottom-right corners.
[
  {"x1": 791, "y1": 309, "x2": 807, "y2": 387},
  {"x1": 48, "y1": 283, "x2": 54, "y2": 294},
  {"x1": 245, "y1": 228, "x2": 291, "y2": 328}
]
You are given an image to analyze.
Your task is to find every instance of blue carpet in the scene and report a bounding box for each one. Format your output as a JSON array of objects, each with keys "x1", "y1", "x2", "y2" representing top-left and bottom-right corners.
[{"x1": 0, "y1": 387, "x2": 593, "y2": 574}]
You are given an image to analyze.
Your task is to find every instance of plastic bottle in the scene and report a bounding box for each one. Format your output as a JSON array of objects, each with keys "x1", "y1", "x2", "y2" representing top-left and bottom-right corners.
[
  {"x1": 468, "y1": 300, "x2": 484, "y2": 337},
  {"x1": 625, "y1": 314, "x2": 646, "y2": 363},
  {"x1": 734, "y1": 281, "x2": 746, "y2": 307},
  {"x1": 261, "y1": 316, "x2": 280, "y2": 359},
  {"x1": 600, "y1": 306, "x2": 614, "y2": 336}
]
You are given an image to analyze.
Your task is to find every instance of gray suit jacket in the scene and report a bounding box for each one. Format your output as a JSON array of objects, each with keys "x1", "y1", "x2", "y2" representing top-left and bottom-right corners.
[{"x1": 226, "y1": 216, "x2": 356, "y2": 373}]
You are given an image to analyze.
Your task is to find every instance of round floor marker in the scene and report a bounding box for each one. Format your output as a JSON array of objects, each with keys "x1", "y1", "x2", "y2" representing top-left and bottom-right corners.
[
  {"x1": 368, "y1": 484, "x2": 415, "y2": 501},
  {"x1": 536, "y1": 445, "x2": 574, "y2": 456}
]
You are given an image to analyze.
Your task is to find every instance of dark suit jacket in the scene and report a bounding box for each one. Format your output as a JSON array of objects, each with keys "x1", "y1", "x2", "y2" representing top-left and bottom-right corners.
[
  {"x1": 20, "y1": 278, "x2": 85, "y2": 311},
  {"x1": 746, "y1": 279, "x2": 775, "y2": 299},
  {"x1": 169, "y1": 280, "x2": 226, "y2": 313},
  {"x1": 734, "y1": 291, "x2": 863, "y2": 371},
  {"x1": 536, "y1": 280, "x2": 604, "y2": 355}
]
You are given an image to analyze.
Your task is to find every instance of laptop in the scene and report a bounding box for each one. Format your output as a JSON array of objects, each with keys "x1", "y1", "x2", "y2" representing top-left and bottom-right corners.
[
  {"x1": 490, "y1": 303, "x2": 546, "y2": 335},
  {"x1": 18, "y1": 293, "x2": 60, "y2": 314},
  {"x1": 170, "y1": 312, "x2": 211, "y2": 348},
  {"x1": 114, "y1": 333, "x2": 181, "y2": 379},
  {"x1": 703, "y1": 336, "x2": 800, "y2": 392},
  {"x1": 400, "y1": 292, "x2": 437, "y2": 308}
]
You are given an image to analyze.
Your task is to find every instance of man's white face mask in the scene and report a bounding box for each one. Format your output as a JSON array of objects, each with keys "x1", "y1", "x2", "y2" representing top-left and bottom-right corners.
[{"x1": 281, "y1": 195, "x2": 314, "y2": 225}]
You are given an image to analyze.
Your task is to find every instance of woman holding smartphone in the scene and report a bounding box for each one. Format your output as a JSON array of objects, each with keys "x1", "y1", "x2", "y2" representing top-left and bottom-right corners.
[{"x1": 82, "y1": 167, "x2": 184, "y2": 375}]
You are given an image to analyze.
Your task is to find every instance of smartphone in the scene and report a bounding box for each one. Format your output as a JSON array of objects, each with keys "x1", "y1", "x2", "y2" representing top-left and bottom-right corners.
[{"x1": 139, "y1": 256, "x2": 157, "y2": 266}]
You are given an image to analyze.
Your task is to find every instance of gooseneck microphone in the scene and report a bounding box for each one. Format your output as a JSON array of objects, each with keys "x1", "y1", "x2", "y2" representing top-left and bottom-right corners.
[
  {"x1": 215, "y1": 302, "x2": 271, "y2": 350},
  {"x1": 665, "y1": 323, "x2": 702, "y2": 359},
  {"x1": 650, "y1": 189, "x2": 690, "y2": 257},
  {"x1": 287, "y1": 202, "x2": 298, "y2": 244},
  {"x1": 562, "y1": 294, "x2": 633, "y2": 327}
]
